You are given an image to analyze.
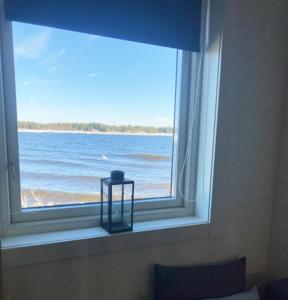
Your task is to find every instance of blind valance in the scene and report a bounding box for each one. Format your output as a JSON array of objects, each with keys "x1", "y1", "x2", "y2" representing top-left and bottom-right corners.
[{"x1": 4, "y1": 0, "x2": 202, "y2": 51}]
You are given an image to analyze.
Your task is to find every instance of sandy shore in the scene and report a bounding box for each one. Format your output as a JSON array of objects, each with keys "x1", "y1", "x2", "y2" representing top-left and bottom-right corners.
[
  {"x1": 21, "y1": 189, "x2": 101, "y2": 208},
  {"x1": 18, "y1": 128, "x2": 172, "y2": 136},
  {"x1": 21, "y1": 185, "x2": 171, "y2": 208}
]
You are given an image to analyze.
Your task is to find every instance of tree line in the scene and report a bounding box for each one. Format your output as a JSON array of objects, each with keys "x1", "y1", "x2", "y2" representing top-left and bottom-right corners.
[{"x1": 18, "y1": 121, "x2": 173, "y2": 134}]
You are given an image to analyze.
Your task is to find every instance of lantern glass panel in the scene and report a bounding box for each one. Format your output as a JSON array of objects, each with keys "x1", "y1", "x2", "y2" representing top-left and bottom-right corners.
[
  {"x1": 101, "y1": 181, "x2": 109, "y2": 227},
  {"x1": 112, "y1": 185, "x2": 123, "y2": 202},
  {"x1": 123, "y1": 184, "x2": 133, "y2": 228},
  {"x1": 111, "y1": 184, "x2": 123, "y2": 225},
  {"x1": 110, "y1": 183, "x2": 133, "y2": 232}
]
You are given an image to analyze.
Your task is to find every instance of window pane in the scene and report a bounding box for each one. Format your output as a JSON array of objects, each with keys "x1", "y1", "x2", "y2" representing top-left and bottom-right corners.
[{"x1": 12, "y1": 22, "x2": 177, "y2": 208}]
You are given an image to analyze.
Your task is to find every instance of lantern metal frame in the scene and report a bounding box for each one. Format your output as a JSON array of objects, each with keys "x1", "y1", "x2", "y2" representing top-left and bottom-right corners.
[{"x1": 100, "y1": 177, "x2": 134, "y2": 234}]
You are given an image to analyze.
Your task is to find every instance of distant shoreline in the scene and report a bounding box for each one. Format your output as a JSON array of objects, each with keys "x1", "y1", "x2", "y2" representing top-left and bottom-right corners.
[{"x1": 18, "y1": 128, "x2": 173, "y2": 136}]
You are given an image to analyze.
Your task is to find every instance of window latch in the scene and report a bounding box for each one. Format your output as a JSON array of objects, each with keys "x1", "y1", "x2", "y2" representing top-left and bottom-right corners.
[{"x1": 7, "y1": 162, "x2": 16, "y2": 179}]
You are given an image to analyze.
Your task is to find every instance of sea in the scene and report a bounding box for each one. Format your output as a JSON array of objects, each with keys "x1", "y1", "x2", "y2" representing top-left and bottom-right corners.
[{"x1": 18, "y1": 131, "x2": 174, "y2": 207}]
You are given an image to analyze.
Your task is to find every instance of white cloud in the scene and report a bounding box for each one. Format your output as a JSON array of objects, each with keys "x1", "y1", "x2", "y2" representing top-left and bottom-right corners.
[
  {"x1": 56, "y1": 48, "x2": 66, "y2": 57},
  {"x1": 42, "y1": 48, "x2": 66, "y2": 66},
  {"x1": 14, "y1": 30, "x2": 51, "y2": 60},
  {"x1": 87, "y1": 34, "x2": 101, "y2": 40},
  {"x1": 23, "y1": 80, "x2": 32, "y2": 87},
  {"x1": 21, "y1": 78, "x2": 61, "y2": 89},
  {"x1": 47, "y1": 66, "x2": 59, "y2": 73},
  {"x1": 28, "y1": 97, "x2": 37, "y2": 104},
  {"x1": 88, "y1": 72, "x2": 99, "y2": 78},
  {"x1": 38, "y1": 79, "x2": 60, "y2": 87}
]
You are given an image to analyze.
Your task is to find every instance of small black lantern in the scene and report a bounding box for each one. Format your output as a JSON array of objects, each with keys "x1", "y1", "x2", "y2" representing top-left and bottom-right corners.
[{"x1": 100, "y1": 170, "x2": 134, "y2": 234}]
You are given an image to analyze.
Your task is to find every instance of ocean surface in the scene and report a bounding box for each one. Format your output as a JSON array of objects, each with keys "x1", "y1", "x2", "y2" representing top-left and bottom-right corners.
[{"x1": 18, "y1": 132, "x2": 174, "y2": 208}]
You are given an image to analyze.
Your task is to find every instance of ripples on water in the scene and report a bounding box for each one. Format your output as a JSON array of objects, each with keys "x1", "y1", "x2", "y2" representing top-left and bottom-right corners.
[{"x1": 18, "y1": 132, "x2": 174, "y2": 208}]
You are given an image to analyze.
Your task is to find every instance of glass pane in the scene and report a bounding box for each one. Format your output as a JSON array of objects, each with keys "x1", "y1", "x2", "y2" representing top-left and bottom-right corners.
[
  {"x1": 123, "y1": 184, "x2": 133, "y2": 228},
  {"x1": 111, "y1": 185, "x2": 123, "y2": 224},
  {"x1": 111, "y1": 184, "x2": 132, "y2": 232},
  {"x1": 13, "y1": 21, "x2": 177, "y2": 208},
  {"x1": 101, "y1": 182, "x2": 109, "y2": 226}
]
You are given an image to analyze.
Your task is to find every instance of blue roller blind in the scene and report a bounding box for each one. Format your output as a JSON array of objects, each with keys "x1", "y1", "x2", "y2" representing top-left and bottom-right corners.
[{"x1": 4, "y1": 0, "x2": 202, "y2": 51}]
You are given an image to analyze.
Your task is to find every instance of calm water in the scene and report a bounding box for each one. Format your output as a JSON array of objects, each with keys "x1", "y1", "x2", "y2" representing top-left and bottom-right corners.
[{"x1": 18, "y1": 132, "x2": 174, "y2": 207}]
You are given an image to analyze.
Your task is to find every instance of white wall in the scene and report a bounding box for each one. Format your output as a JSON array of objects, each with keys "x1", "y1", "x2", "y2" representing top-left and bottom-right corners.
[
  {"x1": 268, "y1": 82, "x2": 288, "y2": 278},
  {"x1": 3, "y1": 0, "x2": 288, "y2": 299}
]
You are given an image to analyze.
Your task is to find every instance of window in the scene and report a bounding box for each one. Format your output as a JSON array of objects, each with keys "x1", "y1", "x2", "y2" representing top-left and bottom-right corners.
[
  {"x1": 0, "y1": 9, "x2": 220, "y2": 236},
  {"x1": 12, "y1": 21, "x2": 178, "y2": 209}
]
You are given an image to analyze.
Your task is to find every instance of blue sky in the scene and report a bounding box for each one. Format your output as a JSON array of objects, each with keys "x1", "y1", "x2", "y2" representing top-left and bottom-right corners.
[{"x1": 12, "y1": 22, "x2": 177, "y2": 127}]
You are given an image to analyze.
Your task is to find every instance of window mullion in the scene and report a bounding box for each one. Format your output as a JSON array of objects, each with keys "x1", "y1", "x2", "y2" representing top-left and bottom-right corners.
[
  {"x1": 175, "y1": 51, "x2": 193, "y2": 206},
  {"x1": 184, "y1": 53, "x2": 202, "y2": 210},
  {"x1": 1, "y1": 19, "x2": 22, "y2": 219}
]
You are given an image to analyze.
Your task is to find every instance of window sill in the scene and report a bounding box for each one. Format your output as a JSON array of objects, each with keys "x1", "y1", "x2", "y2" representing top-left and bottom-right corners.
[{"x1": 1, "y1": 216, "x2": 210, "y2": 268}]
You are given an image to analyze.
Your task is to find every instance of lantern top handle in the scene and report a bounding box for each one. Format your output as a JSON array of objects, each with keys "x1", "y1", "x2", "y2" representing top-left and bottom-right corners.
[
  {"x1": 101, "y1": 170, "x2": 134, "y2": 185},
  {"x1": 111, "y1": 170, "x2": 124, "y2": 181}
]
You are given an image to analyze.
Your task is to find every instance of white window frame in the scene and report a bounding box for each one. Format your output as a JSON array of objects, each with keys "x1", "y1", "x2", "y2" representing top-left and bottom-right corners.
[{"x1": 0, "y1": 11, "x2": 206, "y2": 236}]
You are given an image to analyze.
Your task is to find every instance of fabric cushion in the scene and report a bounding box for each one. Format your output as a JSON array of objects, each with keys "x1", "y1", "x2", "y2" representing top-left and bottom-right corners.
[
  {"x1": 205, "y1": 286, "x2": 260, "y2": 300},
  {"x1": 154, "y1": 257, "x2": 246, "y2": 300},
  {"x1": 266, "y1": 278, "x2": 288, "y2": 300}
]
